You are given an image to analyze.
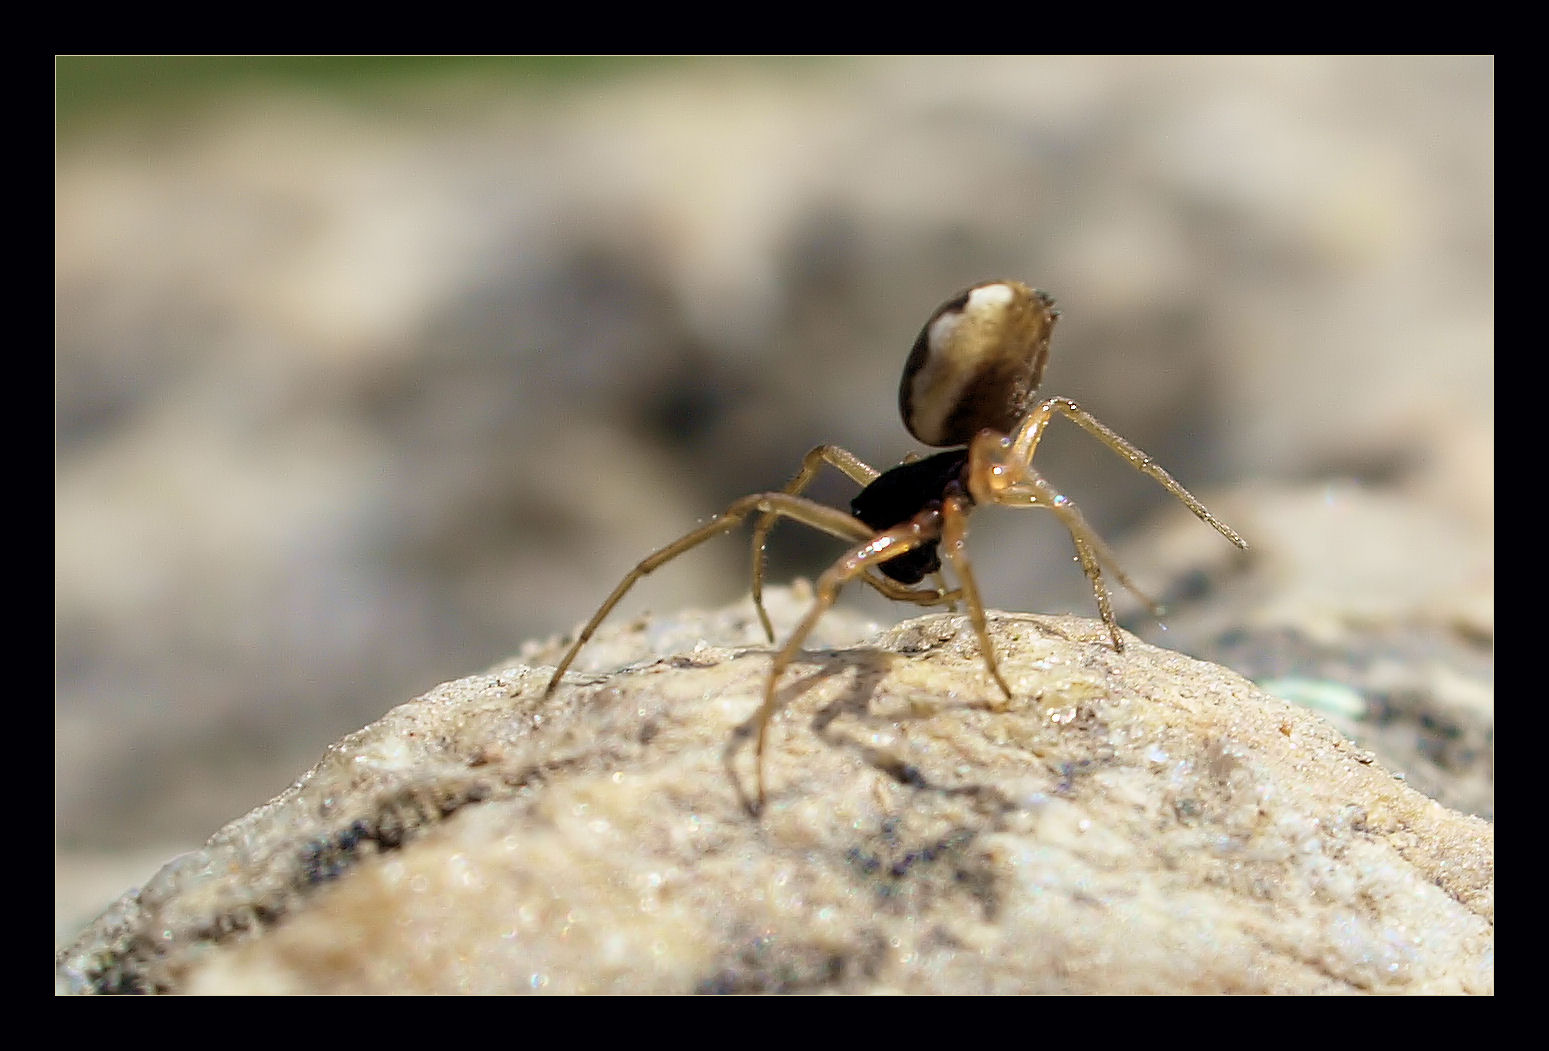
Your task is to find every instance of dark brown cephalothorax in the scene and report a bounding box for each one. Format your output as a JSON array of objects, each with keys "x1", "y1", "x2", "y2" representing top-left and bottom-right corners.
[
  {"x1": 544, "y1": 279, "x2": 1247, "y2": 810},
  {"x1": 846, "y1": 447, "x2": 969, "y2": 587}
]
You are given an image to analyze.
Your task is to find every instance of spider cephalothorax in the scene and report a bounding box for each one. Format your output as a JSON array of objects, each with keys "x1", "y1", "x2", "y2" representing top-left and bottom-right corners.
[
  {"x1": 545, "y1": 280, "x2": 1246, "y2": 807},
  {"x1": 847, "y1": 447, "x2": 970, "y2": 585}
]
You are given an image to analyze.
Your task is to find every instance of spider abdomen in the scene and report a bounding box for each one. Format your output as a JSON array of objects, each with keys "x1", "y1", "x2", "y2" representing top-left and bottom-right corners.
[
  {"x1": 849, "y1": 448, "x2": 971, "y2": 584},
  {"x1": 899, "y1": 280, "x2": 1058, "y2": 447}
]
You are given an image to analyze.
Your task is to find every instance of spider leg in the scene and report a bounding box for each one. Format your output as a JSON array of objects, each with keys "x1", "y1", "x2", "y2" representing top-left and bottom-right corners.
[
  {"x1": 544, "y1": 492, "x2": 881, "y2": 698},
  {"x1": 864, "y1": 452, "x2": 959, "y2": 608},
  {"x1": 1009, "y1": 396, "x2": 1247, "y2": 550},
  {"x1": 969, "y1": 428, "x2": 1158, "y2": 652},
  {"x1": 755, "y1": 510, "x2": 945, "y2": 806},
  {"x1": 750, "y1": 445, "x2": 955, "y2": 638},
  {"x1": 938, "y1": 494, "x2": 1013, "y2": 699},
  {"x1": 1070, "y1": 530, "x2": 1122, "y2": 651},
  {"x1": 988, "y1": 470, "x2": 1138, "y2": 651},
  {"x1": 751, "y1": 445, "x2": 880, "y2": 641},
  {"x1": 994, "y1": 480, "x2": 1164, "y2": 616},
  {"x1": 864, "y1": 573, "x2": 963, "y2": 607}
]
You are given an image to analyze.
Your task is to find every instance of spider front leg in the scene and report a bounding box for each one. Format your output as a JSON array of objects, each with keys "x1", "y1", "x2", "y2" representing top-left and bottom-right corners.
[
  {"x1": 1008, "y1": 396, "x2": 1247, "y2": 551},
  {"x1": 972, "y1": 430, "x2": 1146, "y2": 650},
  {"x1": 754, "y1": 511, "x2": 946, "y2": 807},
  {"x1": 999, "y1": 475, "x2": 1163, "y2": 618},
  {"x1": 969, "y1": 431, "x2": 1173, "y2": 652},
  {"x1": 544, "y1": 492, "x2": 882, "y2": 698}
]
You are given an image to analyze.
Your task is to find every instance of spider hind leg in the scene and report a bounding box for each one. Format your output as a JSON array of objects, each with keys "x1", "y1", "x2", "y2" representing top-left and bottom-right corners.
[
  {"x1": 751, "y1": 444, "x2": 958, "y2": 641},
  {"x1": 544, "y1": 491, "x2": 885, "y2": 698},
  {"x1": 754, "y1": 510, "x2": 948, "y2": 806}
]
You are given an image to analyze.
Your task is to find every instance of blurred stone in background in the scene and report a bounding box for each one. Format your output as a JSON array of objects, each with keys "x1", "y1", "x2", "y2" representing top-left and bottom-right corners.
[{"x1": 55, "y1": 56, "x2": 1492, "y2": 943}]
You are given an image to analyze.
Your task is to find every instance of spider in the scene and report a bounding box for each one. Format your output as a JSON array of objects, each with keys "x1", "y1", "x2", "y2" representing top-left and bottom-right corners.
[{"x1": 544, "y1": 280, "x2": 1247, "y2": 806}]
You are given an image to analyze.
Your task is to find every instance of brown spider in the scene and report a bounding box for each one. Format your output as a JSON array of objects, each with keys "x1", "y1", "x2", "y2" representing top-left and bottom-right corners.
[{"x1": 544, "y1": 280, "x2": 1246, "y2": 806}]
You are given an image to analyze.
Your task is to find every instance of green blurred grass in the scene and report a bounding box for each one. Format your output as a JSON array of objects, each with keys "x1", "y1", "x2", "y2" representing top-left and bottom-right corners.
[{"x1": 55, "y1": 57, "x2": 836, "y2": 138}]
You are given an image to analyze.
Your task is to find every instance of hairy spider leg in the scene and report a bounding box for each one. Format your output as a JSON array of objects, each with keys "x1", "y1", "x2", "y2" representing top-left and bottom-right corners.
[
  {"x1": 1008, "y1": 396, "x2": 1248, "y2": 551},
  {"x1": 969, "y1": 429, "x2": 1169, "y2": 652},
  {"x1": 755, "y1": 510, "x2": 947, "y2": 806},
  {"x1": 749, "y1": 444, "x2": 957, "y2": 643},
  {"x1": 750, "y1": 445, "x2": 877, "y2": 641},
  {"x1": 1067, "y1": 532, "x2": 1119, "y2": 647},
  {"x1": 544, "y1": 492, "x2": 886, "y2": 698},
  {"x1": 993, "y1": 478, "x2": 1162, "y2": 615},
  {"x1": 937, "y1": 493, "x2": 1012, "y2": 699}
]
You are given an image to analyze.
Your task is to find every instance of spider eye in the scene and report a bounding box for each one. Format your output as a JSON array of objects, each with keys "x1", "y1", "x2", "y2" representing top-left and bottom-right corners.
[{"x1": 898, "y1": 280, "x2": 1058, "y2": 448}]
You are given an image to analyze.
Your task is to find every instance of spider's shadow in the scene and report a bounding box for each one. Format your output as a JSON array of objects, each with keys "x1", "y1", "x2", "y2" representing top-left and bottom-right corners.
[{"x1": 722, "y1": 645, "x2": 1008, "y2": 815}]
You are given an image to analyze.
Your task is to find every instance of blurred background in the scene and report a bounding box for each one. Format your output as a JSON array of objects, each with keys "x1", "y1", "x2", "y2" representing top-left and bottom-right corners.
[{"x1": 56, "y1": 56, "x2": 1493, "y2": 942}]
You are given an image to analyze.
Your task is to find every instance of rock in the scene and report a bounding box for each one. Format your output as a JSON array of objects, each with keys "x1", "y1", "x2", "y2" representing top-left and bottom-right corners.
[
  {"x1": 1113, "y1": 482, "x2": 1494, "y2": 820},
  {"x1": 57, "y1": 588, "x2": 1492, "y2": 994}
]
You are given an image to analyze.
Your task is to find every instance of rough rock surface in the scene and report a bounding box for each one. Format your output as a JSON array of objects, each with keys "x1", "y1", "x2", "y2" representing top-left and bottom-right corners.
[
  {"x1": 1114, "y1": 482, "x2": 1493, "y2": 820},
  {"x1": 57, "y1": 587, "x2": 1492, "y2": 994}
]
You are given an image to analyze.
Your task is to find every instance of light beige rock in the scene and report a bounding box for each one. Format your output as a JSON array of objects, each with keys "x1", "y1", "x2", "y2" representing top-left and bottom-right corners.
[{"x1": 57, "y1": 588, "x2": 1492, "y2": 994}]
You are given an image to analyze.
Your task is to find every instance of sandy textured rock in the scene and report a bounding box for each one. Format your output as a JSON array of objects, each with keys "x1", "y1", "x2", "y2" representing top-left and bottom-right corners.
[
  {"x1": 1112, "y1": 482, "x2": 1493, "y2": 819},
  {"x1": 57, "y1": 587, "x2": 1492, "y2": 994}
]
